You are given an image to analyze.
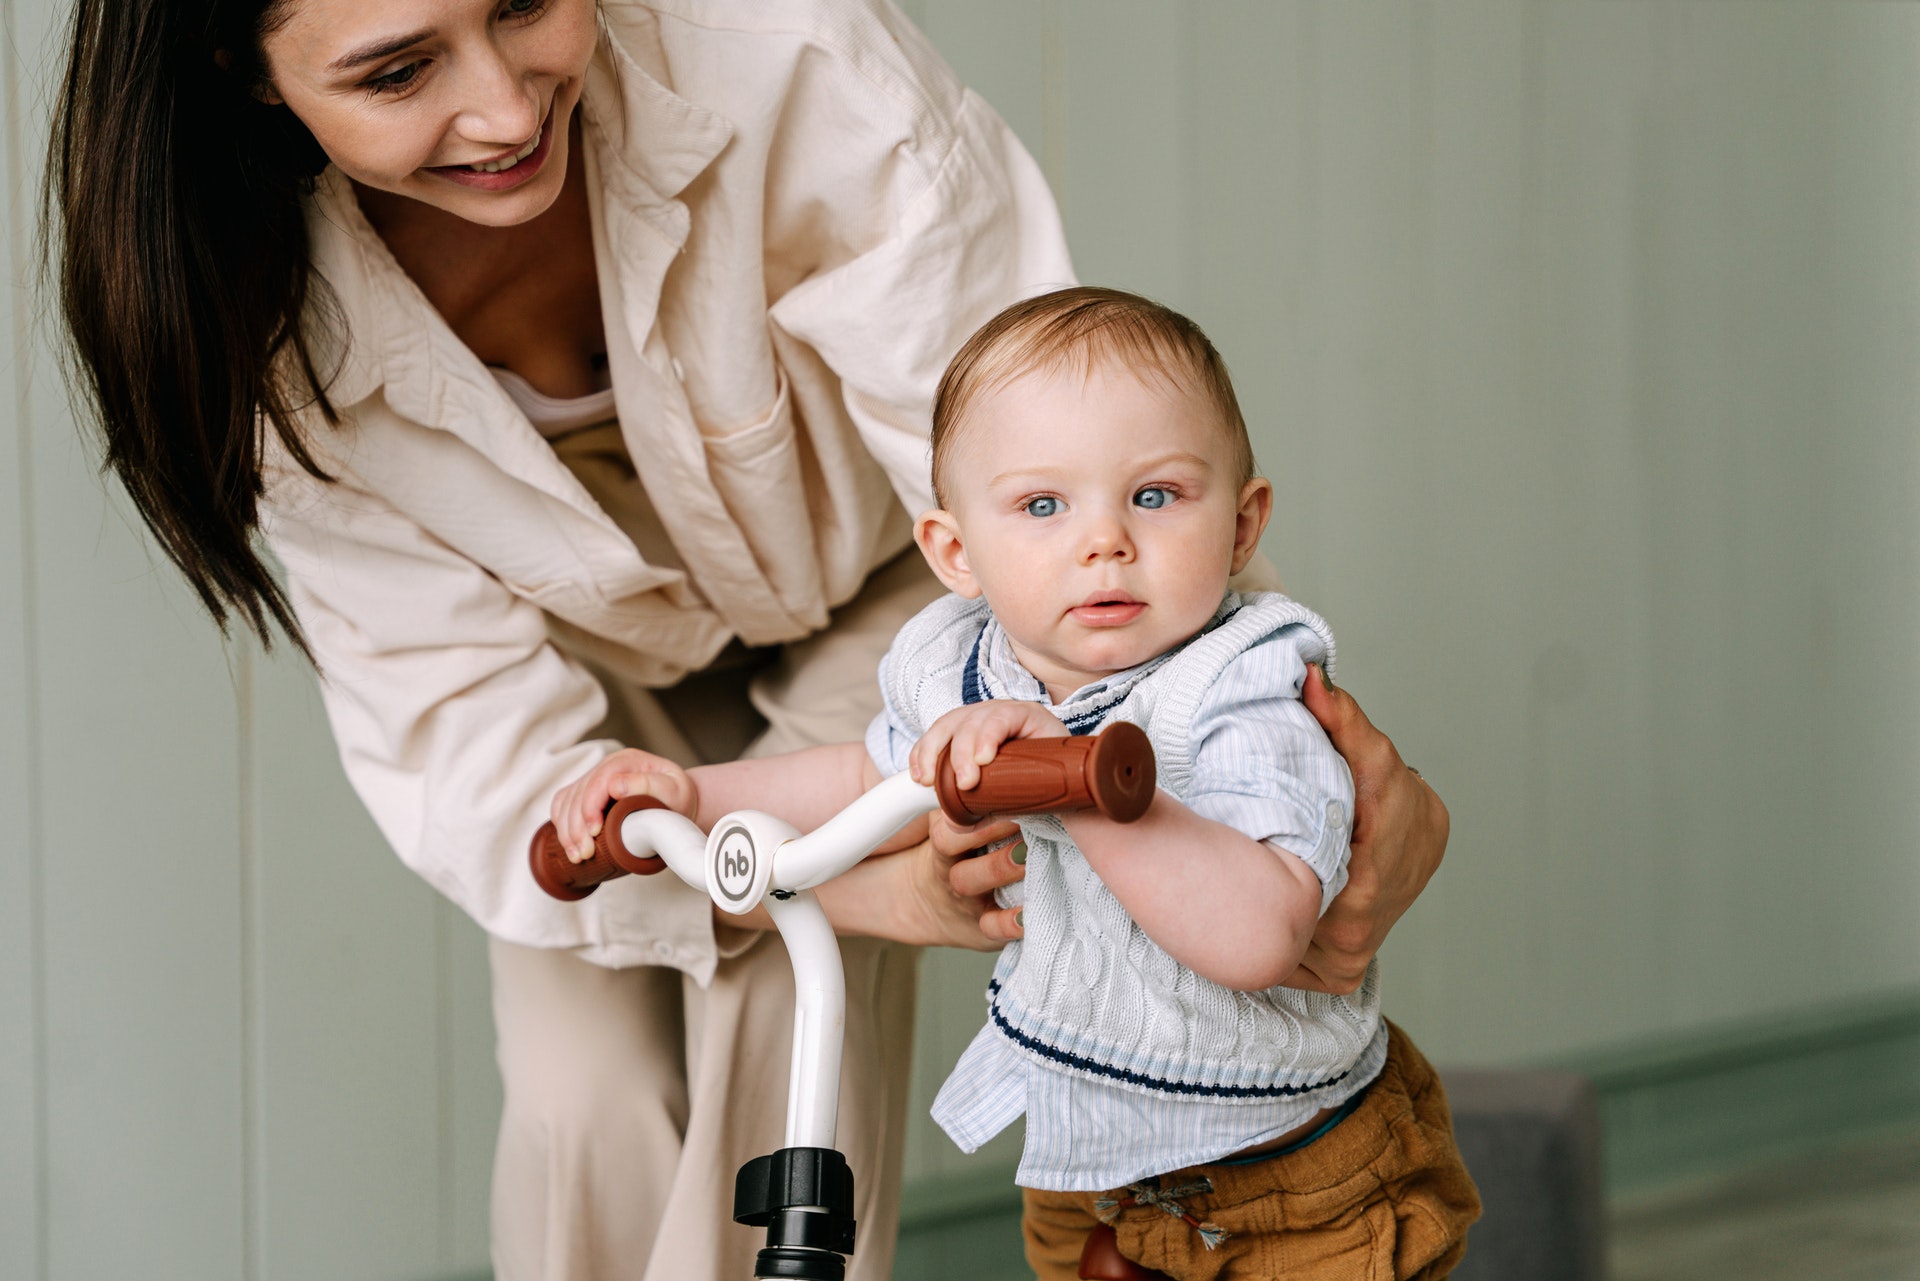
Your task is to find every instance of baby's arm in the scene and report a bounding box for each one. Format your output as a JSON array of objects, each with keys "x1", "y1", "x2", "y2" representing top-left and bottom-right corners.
[
  {"x1": 913, "y1": 641, "x2": 1349, "y2": 991},
  {"x1": 1073, "y1": 636, "x2": 1355, "y2": 991},
  {"x1": 549, "y1": 742, "x2": 886, "y2": 865},
  {"x1": 1063, "y1": 804, "x2": 1321, "y2": 992},
  {"x1": 686, "y1": 743, "x2": 884, "y2": 835}
]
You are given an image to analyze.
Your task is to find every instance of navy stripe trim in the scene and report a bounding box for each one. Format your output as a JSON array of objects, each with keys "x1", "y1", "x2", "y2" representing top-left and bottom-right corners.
[
  {"x1": 984, "y1": 982, "x2": 1353, "y2": 1100},
  {"x1": 961, "y1": 630, "x2": 1119, "y2": 734},
  {"x1": 1062, "y1": 703, "x2": 1115, "y2": 736},
  {"x1": 961, "y1": 634, "x2": 987, "y2": 705}
]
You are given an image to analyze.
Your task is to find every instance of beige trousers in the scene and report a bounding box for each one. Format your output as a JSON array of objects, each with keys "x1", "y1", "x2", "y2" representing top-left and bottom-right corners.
[{"x1": 490, "y1": 551, "x2": 945, "y2": 1281}]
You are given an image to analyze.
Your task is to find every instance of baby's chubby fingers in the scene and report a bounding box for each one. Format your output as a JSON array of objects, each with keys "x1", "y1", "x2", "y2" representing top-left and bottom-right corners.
[
  {"x1": 907, "y1": 719, "x2": 959, "y2": 788},
  {"x1": 912, "y1": 702, "x2": 1067, "y2": 791},
  {"x1": 548, "y1": 748, "x2": 697, "y2": 866},
  {"x1": 549, "y1": 773, "x2": 603, "y2": 865},
  {"x1": 945, "y1": 717, "x2": 1009, "y2": 791},
  {"x1": 610, "y1": 766, "x2": 697, "y2": 819}
]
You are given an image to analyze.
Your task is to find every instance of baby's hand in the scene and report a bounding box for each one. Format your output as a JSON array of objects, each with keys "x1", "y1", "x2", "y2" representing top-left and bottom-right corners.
[
  {"x1": 910, "y1": 702, "x2": 1070, "y2": 791},
  {"x1": 550, "y1": 749, "x2": 698, "y2": 865}
]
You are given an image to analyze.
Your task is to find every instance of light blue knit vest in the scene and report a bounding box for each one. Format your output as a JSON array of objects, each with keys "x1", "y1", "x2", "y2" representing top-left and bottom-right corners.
[{"x1": 880, "y1": 591, "x2": 1382, "y2": 1100}]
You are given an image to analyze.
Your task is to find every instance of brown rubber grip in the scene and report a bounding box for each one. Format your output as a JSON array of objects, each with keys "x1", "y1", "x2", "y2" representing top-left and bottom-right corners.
[
  {"x1": 935, "y1": 721, "x2": 1156, "y2": 826},
  {"x1": 528, "y1": 795, "x2": 671, "y2": 901}
]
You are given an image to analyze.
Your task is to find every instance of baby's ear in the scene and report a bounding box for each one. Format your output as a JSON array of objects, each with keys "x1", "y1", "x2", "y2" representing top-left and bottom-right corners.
[
  {"x1": 1229, "y1": 477, "x2": 1275, "y2": 575},
  {"x1": 914, "y1": 509, "x2": 982, "y2": 598}
]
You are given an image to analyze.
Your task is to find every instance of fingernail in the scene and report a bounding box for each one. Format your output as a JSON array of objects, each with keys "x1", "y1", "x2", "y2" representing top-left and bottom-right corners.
[
  {"x1": 1015, "y1": 910, "x2": 1024, "y2": 928},
  {"x1": 1315, "y1": 663, "x2": 1336, "y2": 693},
  {"x1": 1010, "y1": 841, "x2": 1027, "y2": 865}
]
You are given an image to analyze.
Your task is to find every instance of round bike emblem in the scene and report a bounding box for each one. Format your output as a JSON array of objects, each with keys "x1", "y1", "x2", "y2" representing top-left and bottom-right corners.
[{"x1": 711, "y1": 824, "x2": 759, "y2": 907}]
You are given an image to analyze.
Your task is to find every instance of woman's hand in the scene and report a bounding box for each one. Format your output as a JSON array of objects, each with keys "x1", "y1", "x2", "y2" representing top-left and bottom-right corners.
[
  {"x1": 814, "y1": 815, "x2": 1018, "y2": 950},
  {"x1": 1288, "y1": 664, "x2": 1449, "y2": 994},
  {"x1": 932, "y1": 811, "x2": 1026, "y2": 942}
]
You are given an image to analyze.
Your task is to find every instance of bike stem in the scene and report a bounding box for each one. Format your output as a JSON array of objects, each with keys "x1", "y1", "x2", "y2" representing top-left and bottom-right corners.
[{"x1": 763, "y1": 889, "x2": 844, "y2": 1150}]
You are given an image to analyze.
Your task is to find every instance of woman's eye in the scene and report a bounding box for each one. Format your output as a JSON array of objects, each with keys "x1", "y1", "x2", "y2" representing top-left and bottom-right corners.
[
  {"x1": 1133, "y1": 487, "x2": 1173, "y2": 510},
  {"x1": 502, "y1": 0, "x2": 544, "y2": 15},
  {"x1": 1023, "y1": 496, "x2": 1062, "y2": 518},
  {"x1": 366, "y1": 62, "x2": 423, "y2": 94}
]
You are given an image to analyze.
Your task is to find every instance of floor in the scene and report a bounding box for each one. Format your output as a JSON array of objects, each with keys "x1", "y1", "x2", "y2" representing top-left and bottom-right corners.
[{"x1": 1610, "y1": 1129, "x2": 1920, "y2": 1281}]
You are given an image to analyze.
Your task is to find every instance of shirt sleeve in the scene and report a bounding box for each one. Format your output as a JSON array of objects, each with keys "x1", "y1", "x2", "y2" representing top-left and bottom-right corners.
[
  {"x1": 864, "y1": 644, "x2": 916, "y2": 778},
  {"x1": 261, "y1": 455, "x2": 727, "y2": 980},
  {"x1": 767, "y1": 84, "x2": 1075, "y2": 518},
  {"x1": 1182, "y1": 627, "x2": 1357, "y2": 914}
]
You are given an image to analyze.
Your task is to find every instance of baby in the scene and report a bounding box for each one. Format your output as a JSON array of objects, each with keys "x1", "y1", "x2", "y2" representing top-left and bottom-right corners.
[{"x1": 550, "y1": 287, "x2": 1476, "y2": 1279}]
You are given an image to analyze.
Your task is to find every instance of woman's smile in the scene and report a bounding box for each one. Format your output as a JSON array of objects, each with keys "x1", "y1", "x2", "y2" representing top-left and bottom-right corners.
[{"x1": 429, "y1": 105, "x2": 553, "y2": 191}]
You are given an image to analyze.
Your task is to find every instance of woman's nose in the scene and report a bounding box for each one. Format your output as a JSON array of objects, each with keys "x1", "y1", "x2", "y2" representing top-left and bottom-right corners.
[{"x1": 452, "y1": 48, "x2": 543, "y2": 146}]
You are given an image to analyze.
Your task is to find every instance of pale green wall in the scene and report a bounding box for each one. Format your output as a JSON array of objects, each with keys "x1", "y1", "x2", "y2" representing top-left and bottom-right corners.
[{"x1": 7, "y1": 2, "x2": 1920, "y2": 1277}]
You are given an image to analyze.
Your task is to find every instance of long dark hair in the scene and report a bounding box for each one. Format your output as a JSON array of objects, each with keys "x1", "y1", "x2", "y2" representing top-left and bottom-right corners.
[{"x1": 47, "y1": 0, "x2": 339, "y2": 657}]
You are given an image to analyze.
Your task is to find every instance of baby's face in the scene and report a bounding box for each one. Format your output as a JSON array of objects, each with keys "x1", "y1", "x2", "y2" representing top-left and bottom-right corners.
[{"x1": 920, "y1": 361, "x2": 1271, "y2": 701}]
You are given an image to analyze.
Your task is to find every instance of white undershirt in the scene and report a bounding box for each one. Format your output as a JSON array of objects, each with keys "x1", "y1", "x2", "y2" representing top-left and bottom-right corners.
[{"x1": 490, "y1": 366, "x2": 618, "y2": 438}]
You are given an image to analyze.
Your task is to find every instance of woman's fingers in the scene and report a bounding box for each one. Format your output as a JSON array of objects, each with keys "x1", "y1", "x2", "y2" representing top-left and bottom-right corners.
[
  {"x1": 1291, "y1": 664, "x2": 1450, "y2": 991},
  {"x1": 948, "y1": 835, "x2": 1027, "y2": 899},
  {"x1": 977, "y1": 905, "x2": 1024, "y2": 942},
  {"x1": 1302, "y1": 664, "x2": 1397, "y2": 787},
  {"x1": 928, "y1": 812, "x2": 1018, "y2": 859}
]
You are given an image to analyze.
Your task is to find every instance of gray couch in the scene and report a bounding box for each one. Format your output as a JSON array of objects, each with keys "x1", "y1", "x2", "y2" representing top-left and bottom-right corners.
[{"x1": 1446, "y1": 1070, "x2": 1606, "y2": 1281}]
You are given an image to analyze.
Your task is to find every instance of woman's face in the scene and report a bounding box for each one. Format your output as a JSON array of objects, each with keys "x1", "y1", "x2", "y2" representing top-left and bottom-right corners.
[{"x1": 259, "y1": 0, "x2": 599, "y2": 227}]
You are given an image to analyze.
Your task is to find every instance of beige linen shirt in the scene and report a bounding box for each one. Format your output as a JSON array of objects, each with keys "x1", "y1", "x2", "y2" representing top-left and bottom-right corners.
[{"x1": 262, "y1": 0, "x2": 1074, "y2": 976}]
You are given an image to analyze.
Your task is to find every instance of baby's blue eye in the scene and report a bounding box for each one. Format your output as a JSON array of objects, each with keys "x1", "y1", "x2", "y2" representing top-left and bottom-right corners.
[
  {"x1": 1024, "y1": 496, "x2": 1062, "y2": 518},
  {"x1": 1133, "y1": 487, "x2": 1172, "y2": 509}
]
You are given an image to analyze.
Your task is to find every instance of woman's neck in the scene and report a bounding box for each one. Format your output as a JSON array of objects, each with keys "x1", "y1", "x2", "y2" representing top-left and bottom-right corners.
[{"x1": 353, "y1": 115, "x2": 608, "y2": 399}]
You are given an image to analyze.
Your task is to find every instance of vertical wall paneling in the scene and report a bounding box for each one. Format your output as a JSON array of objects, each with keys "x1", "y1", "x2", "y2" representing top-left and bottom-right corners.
[
  {"x1": 1055, "y1": 0, "x2": 1189, "y2": 305},
  {"x1": 248, "y1": 645, "x2": 449, "y2": 1281},
  {"x1": 17, "y1": 0, "x2": 244, "y2": 1270},
  {"x1": 33, "y1": 236, "x2": 249, "y2": 1277},
  {"x1": 916, "y1": 0, "x2": 1047, "y2": 165},
  {"x1": 1823, "y1": 6, "x2": 1920, "y2": 982},
  {"x1": 897, "y1": 0, "x2": 1920, "y2": 1181},
  {"x1": 0, "y1": 0, "x2": 45, "y2": 1274},
  {"x1": 1184, "y1": 3, "x2": 1319, "y2": 579}
]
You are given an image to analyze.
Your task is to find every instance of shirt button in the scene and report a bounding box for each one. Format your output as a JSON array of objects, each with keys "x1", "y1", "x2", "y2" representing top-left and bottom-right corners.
[
  {"x1": 1326, "y1": 801, "x2": 1347, "y2": 831},
  {"x1": 653, "y1": 941, "x2": 675, "y2": 961},
  {"x1": 670, "y1": 357, "x2": 686, "y2": 382}
]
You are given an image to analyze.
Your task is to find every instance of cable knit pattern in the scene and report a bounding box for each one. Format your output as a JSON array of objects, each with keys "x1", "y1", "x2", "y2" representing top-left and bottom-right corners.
[{"x1": 869, "y1": 591, "x2": 1385, "y2": 1188}]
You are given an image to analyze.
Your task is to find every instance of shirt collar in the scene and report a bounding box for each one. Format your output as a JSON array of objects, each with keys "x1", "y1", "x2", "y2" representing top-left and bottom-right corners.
[{"x1": 972, "y1": 592, "x2": 1243, "y2": 726}]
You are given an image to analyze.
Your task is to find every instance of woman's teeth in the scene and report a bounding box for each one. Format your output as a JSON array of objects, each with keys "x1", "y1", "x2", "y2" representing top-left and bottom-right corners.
[{"x1": 467, "y1": 132, "x2": 540, "y2": 173}]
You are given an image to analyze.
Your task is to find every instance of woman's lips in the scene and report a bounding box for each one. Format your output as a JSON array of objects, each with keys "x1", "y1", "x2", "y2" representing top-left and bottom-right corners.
[{"x1": 429, "y1": 109, "x2": 555, "y2": 192}]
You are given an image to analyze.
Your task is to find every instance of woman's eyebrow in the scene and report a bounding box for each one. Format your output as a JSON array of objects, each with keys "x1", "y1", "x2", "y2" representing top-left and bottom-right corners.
[{"x1": 329, "y1": 30, "x2": 434, "y2": 73}]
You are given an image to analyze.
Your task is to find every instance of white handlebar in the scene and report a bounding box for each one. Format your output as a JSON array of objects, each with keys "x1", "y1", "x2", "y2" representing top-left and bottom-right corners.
[{"x1": 772, "y1": 773, "x2": 939, "y2": 891}]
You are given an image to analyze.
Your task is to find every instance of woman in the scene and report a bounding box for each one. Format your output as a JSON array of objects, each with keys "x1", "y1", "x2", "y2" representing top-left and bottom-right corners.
[{"x1": 48, "y1": 1, "x2": 1449, "y2": 1277}]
